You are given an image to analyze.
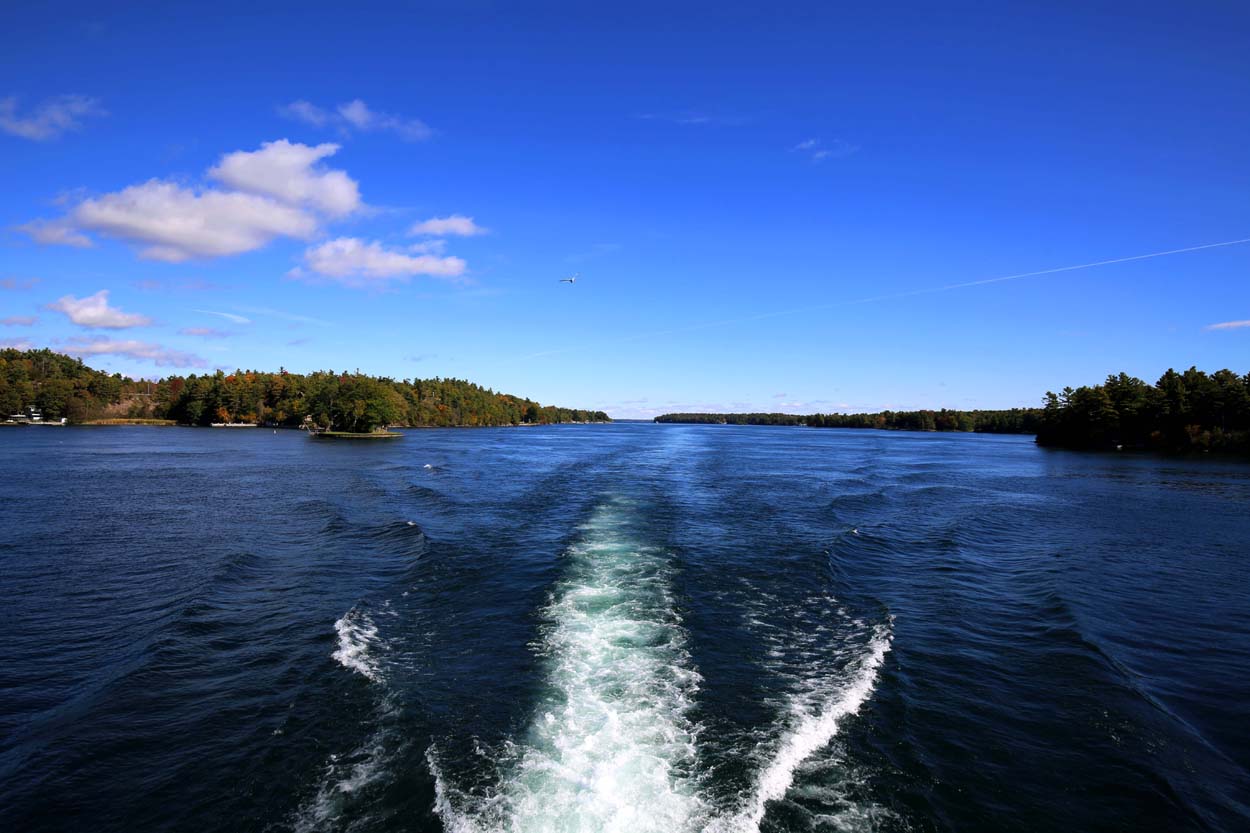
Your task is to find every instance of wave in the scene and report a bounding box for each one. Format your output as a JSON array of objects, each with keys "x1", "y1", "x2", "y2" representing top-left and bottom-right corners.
[
  {"x1": 332, "y1": 608, "x2": 383, "y2": 683},
  {"x1": 293, "y1": 604, "x2": 403, "y2": 831},
  {"x1": 708, "y1": 621, "x2": 893, "y2": 832}
]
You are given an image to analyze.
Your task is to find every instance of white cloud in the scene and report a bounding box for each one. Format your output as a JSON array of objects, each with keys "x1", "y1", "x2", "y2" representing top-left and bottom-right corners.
[
  {"x1": 193, "y1": 309, "x2": 252, "y2": 325},
  {"x1": 1, "y1": 337, "x2": 35, "y2": 350},
  {"x1": 0, "y1": 95, "x2": 105, "y2": 140},
  {"x1": 209, "y1": 139, "x2": 360, "y2": 217},
  {"x1": 279, "y1": 98, "x2": 432, "y2": 141},
  {"x1": 408, "y1": 239, "x2": 448, "y2": 255},
  {"x1": 24, "y1": 140, "x2": 361, "y2": 261},
  {"x1": 47, "y1": 290, "x2": 151, "y2": 328},
  {"x1": 409, "y1": 215, "x2": 487, "y2": 237},
  {"x1": 56, "y1": 336, "x2": 207, "y2": 368},
  {"x1": 1205, "y1": 319, "x2": 1250, "y2": 331},
  {"x1": 16, "y1": 219, "x2": 93, "y2": 248},
  {"x1": 294, "y1": 237, "x2": 466, "y2": 288},
  {"x1": 278, "y1": 100, "x2": 330, "y2": 127},
  {"x1": 179, "y1": 327, "x2": 229, "y2": 338},
  {"x1": 70, "y1": 180, "x2": 317, "y2": 261},
  {"x1": 2, "y1": 316, "x2": 37, "y2": 326},
  {"x1": 336, "y1": 99, "x2": 432, "y2": 140}
]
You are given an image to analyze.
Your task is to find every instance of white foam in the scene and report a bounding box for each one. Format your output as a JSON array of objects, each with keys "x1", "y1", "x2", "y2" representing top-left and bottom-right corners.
[
  {"x1": 295, "y1": 607, "x2": 399, "y2": 831},
  {"x1": 709, "y1": 622, "x2": 893, "y2": 833},
  {"x1": 332, "y1": 608, "x2": 382, "y2": 683},
  {"x1": 429, "y1": 503, "x2": 895, "y2": 833},
  {"x1": 432, "y1": 498, "x2": 709, "y2": 833}
]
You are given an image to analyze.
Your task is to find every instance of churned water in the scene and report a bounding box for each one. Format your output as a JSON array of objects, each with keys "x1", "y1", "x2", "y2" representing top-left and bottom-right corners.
[{"x1": 1, "y1": 424, "x2": 1247, "y2": 832}]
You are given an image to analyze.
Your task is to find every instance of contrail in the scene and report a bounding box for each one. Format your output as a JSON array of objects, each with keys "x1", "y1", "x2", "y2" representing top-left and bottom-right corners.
[{"x1": 516, "y1": 237, "x2": 1250, "y2": 361}]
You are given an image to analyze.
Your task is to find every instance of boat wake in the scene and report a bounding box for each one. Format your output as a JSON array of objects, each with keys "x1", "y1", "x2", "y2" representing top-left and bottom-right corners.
[
  {"x1": 332, "y1": 607, "x2": 383, "y2": 683},
  {"x1": 708, "y1": 619, "x2": 893, "y2": 832},
  {"x1": 432, "y1": 497, "x2": 708, "y2": 832},
  {"x1": 430, "y1": 498, "x2": 894, "y2": 832},
  {"x1": 294, "y1": 603, "x2": 405, "y2": 832}
]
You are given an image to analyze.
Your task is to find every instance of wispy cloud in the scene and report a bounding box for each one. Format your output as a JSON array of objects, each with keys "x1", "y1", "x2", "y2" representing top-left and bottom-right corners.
[
  {"x1": 179, "y1": 327, "x2": 230, "y2": 338},
  {"x1": 47, "y1": 290, "x2": 151, "y2": 329},
  {"x1": 1204, "y1": 319, "x2": 1250, "y2": 331},
  {"x1": 790, "y1": 137, "x2": 859, "y2": 162},
  {"x1": 0, "y1": 94, "x2": 106, "y2": 140},
  {"x1": 287, "y1": 337, "x2": 311, "y2": 346},
  {"x1": 56, "y1": 336, "x2": 207, "y2": 368},
  {"x1": 279, "y1": 98, "x2": 433, "y2": 141},
  {"x1": 133, "y1": 278, "x2": 223, "y2": 293},
  {"x1": 634, "y1": 111, "x2": 744, "y2": 126},
  {"x1": 2, "y1": 316, "x2": 37, "y2": 326},
  {"x1": 15, "y1": 219, "x2": 93, "y2": 247},
  {"x1": 234, "y1": 306, "x2": 332, "y2": 326},
  {"x1": 0, "y1": 337, "x2": 35, "y2": 350},
  {"x1": 409, "y1": 215, "x2": 487, "y2": 237},
  {"x1": 0, "y1": 277, "x2": 40, "y2": 291},
  {"x1": 194, "y1": 309, "x2": 252, "y2": 325}
]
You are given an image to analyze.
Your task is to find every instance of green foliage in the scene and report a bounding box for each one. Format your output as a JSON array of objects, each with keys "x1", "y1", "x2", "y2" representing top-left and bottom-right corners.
[
  {"x1": 0, "y1": 349, "x2": 610, "y2": 428},
  {"x1": 655, "y1": 408, "x2": 1042, "y2": 433},
  {"x1": 0, "y1": 349, "x2": 150, "y2": 421},
  {"x1": 1037, "y1": 367, "x2": 1250, "y2": 453}
]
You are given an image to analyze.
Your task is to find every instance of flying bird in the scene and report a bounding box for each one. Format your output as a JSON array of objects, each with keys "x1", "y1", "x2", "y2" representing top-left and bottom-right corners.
[{"x1": 559, "y1": 273, "x2": 578, "y2": 284}]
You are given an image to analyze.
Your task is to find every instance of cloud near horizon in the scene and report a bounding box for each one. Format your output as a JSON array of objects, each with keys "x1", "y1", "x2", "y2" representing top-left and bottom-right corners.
[
  {"x1": 291, "y1": 237, "x2": 467, "y2": 288},
  {"x1": 0, "y1": 94, "x2": 106, "y2": 140},
  {"x1": 2, "y1": 315, "x2": 38, "y2": 326},
  {"x1": 56, "y1": 336, "x2": 207, "y2": 368},
  {"x1": 20, "y1": 140, "x2": 359, "y2": 261},
  {"x1": 279, "y1": 98, "x2": 433, "y2": 141},
  {"x1": 48, "y1": 290, "x2": 151, "y2": 328}
]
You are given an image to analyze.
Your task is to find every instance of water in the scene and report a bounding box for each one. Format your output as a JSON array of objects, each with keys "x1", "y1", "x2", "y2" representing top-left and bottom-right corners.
[{"x1": 1, "y1": 424, "x2": 1247, "y2": 832}]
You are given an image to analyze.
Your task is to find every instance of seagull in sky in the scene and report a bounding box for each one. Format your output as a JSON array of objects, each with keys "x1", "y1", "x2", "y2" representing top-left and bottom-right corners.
[{"x1": 559, "y1": 273, "x2": 578, "y2": 284}]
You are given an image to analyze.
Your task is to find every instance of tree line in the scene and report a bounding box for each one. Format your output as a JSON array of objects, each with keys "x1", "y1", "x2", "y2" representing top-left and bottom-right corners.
[
  {"x1": 656, "y1": 367, "x2": 1250, "y2": 454},
  {"x1": 654, "y1": 408, "x2": 1041, "y2": 433},
  {"x1": 0, "y1": 349, "x2": 609, "y2": 431},
  {"x1": 1036, "y1": 368, "x2": 1249, "y2": 453}
]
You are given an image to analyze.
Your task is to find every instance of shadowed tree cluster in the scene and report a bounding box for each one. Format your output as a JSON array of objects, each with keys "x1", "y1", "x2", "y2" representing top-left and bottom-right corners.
[
  {"x1": 1037, "y1": 368, "x2": 1250, "y2": 453},
  {"x1": 0, "y1": 349, "x2": 609, "y2": 430}
]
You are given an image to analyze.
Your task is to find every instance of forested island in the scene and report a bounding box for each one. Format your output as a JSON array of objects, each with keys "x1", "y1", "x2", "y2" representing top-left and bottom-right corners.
[
  {"x1": 0, "y1": 349, "x2": 609, "y2": 432},
  {"x1": 656, "y1": 367, "x2": 1250, "y2": 455}
]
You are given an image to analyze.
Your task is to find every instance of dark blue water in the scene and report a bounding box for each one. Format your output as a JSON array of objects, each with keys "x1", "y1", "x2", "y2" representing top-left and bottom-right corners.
[{"x1": 1, "y1": 425, "x2": 1247, "y2": 832}]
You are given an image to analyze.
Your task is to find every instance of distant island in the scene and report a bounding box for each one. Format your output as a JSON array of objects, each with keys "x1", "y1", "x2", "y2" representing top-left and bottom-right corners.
[
  {"x1": 656, "y1": 367, "x2": 1249, "y2": 455},
  {"x1": 656, "y1": 408, "x2": 1041, "y2": 433},
  {"x1": 0, "y1": 349, "x2": 610, "y2": 433}
]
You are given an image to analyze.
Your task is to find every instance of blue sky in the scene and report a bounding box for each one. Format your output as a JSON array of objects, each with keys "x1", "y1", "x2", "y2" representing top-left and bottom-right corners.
[{"x1": 2, "y1": 2, "x2": 1247, "y2": 418}]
